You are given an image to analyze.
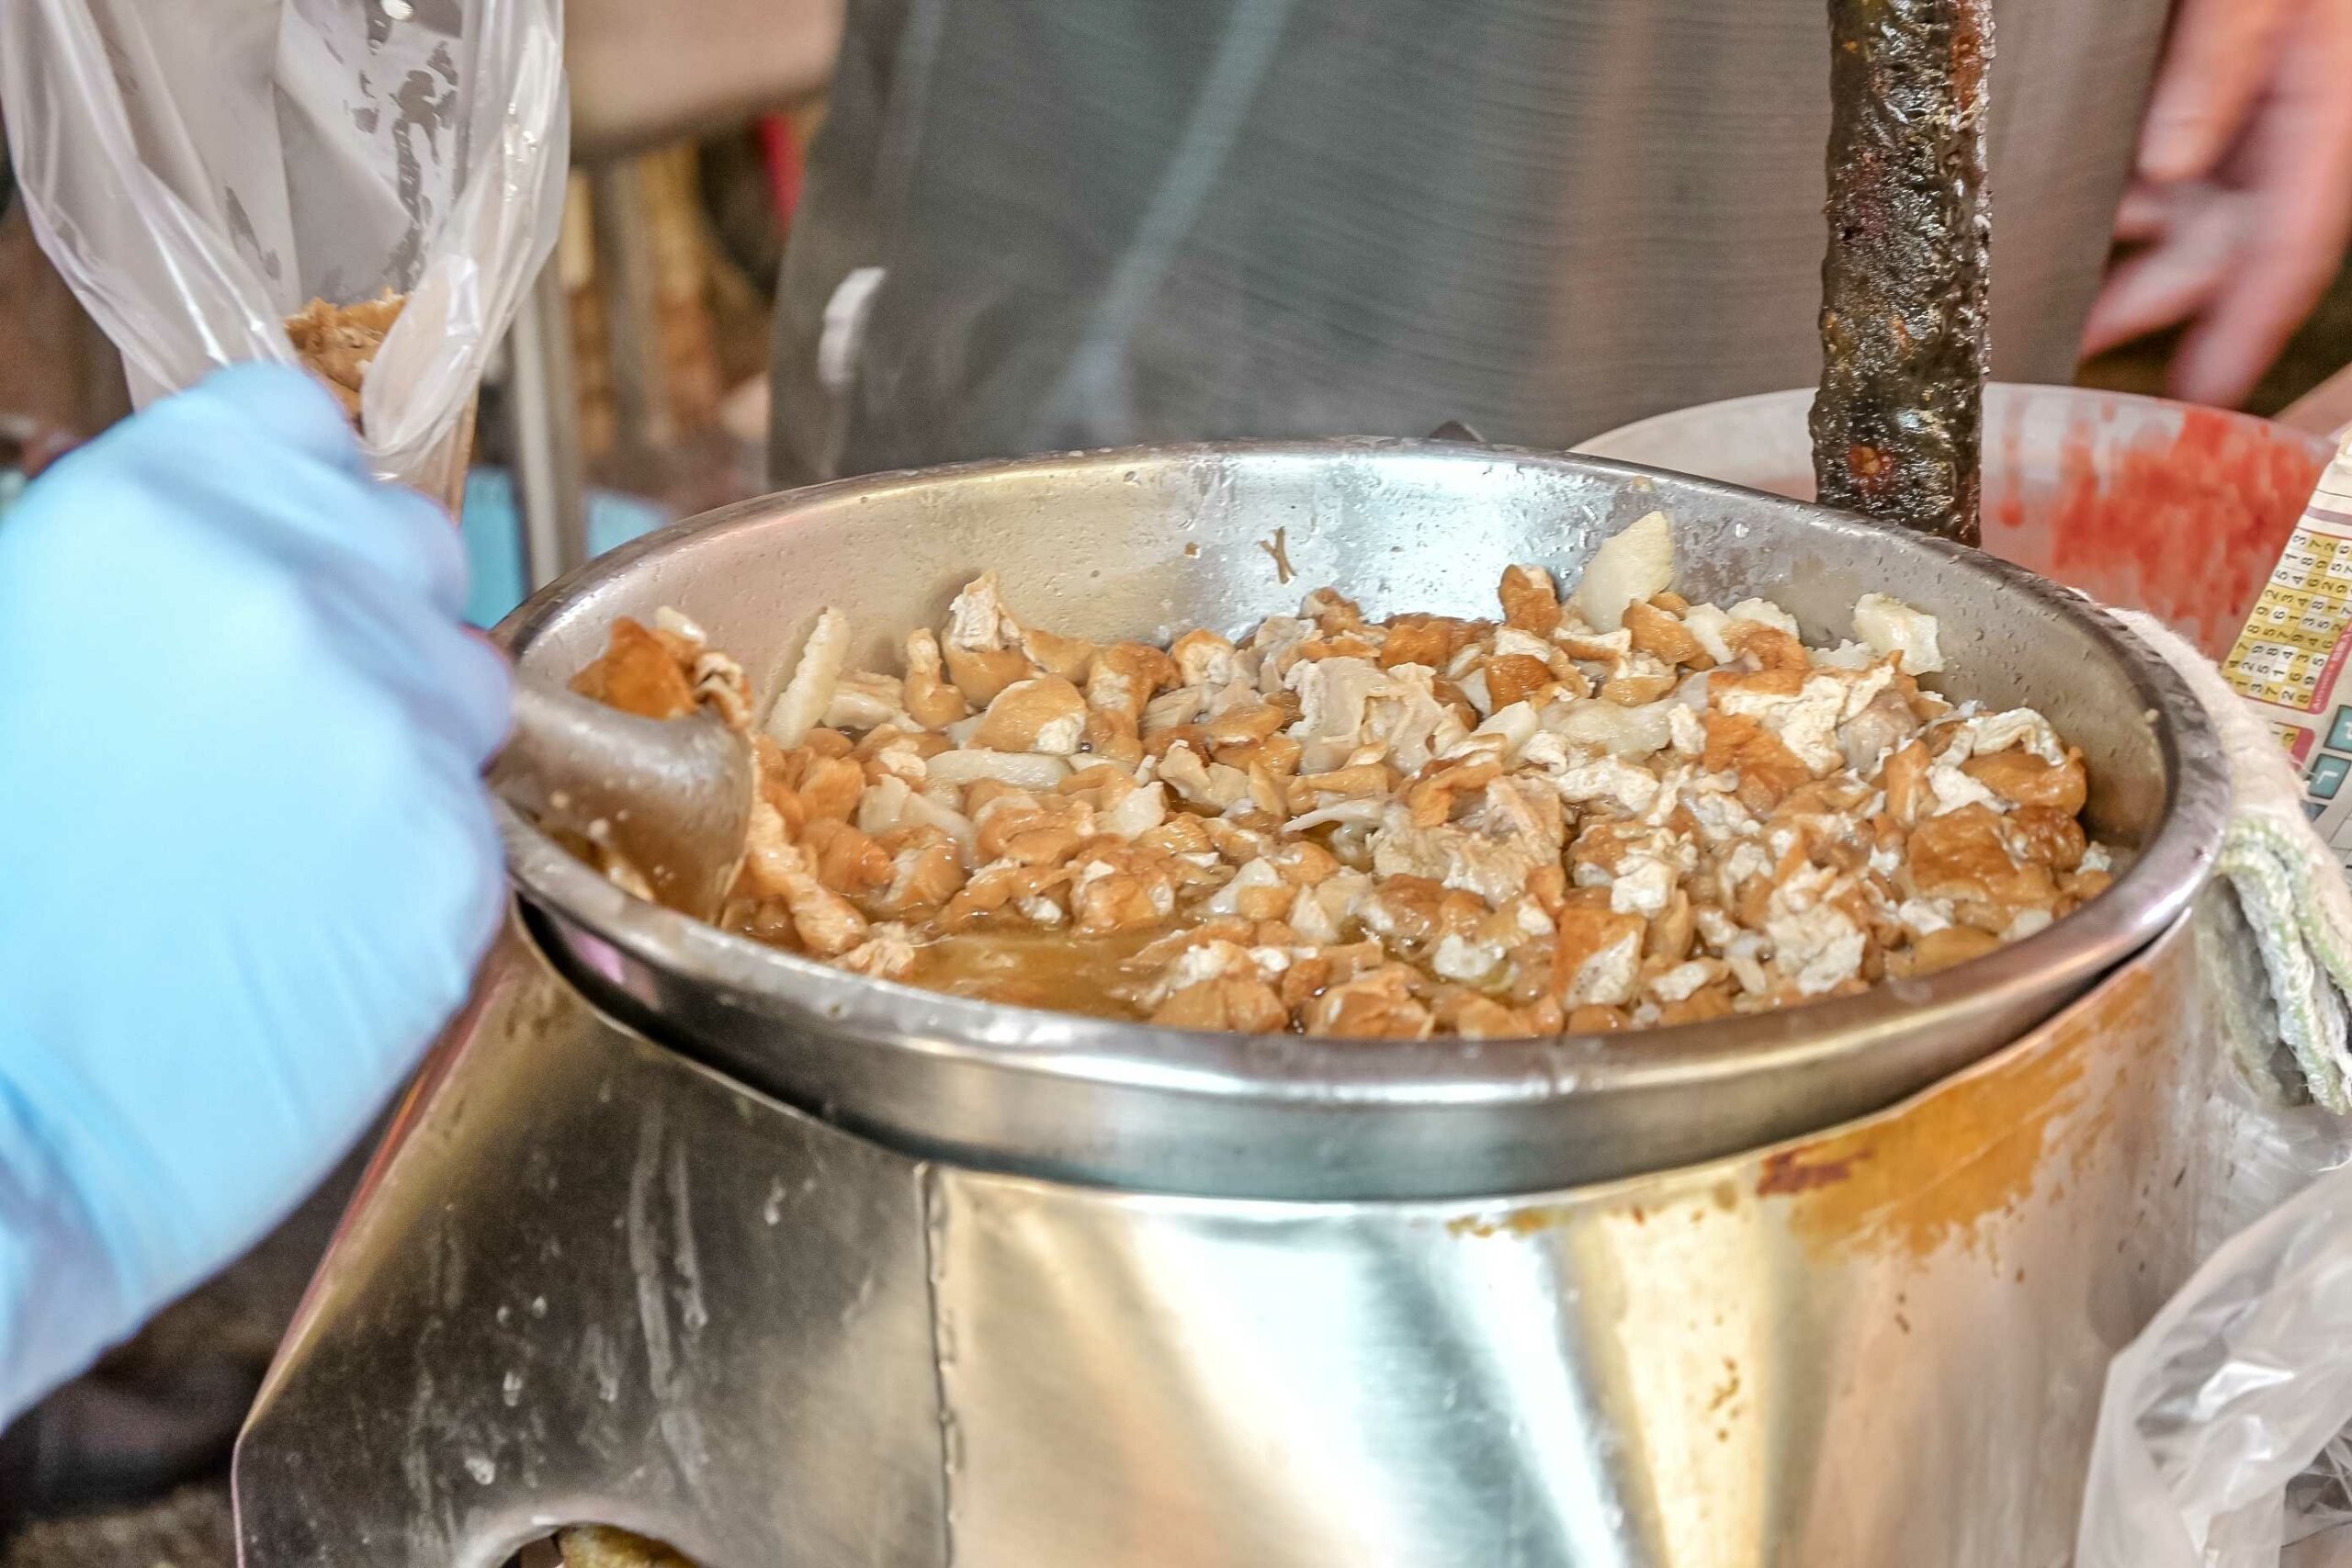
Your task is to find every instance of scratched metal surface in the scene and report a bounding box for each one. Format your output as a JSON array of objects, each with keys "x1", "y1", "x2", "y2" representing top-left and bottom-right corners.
[
  {"x1": 239, "y1": 888, "x2": 2244, "y2": 1568},
  {"x1": 922, "y1": 905, "x2": 2227, "y2": 1567},
  {"x1": 232, "y1": 925, "x2": 948, "y2": 1568}
]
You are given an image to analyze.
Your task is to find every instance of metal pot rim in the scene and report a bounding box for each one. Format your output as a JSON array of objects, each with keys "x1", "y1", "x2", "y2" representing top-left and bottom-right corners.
[
  {"x1": 492, "y1": 437, "x2": 2228, "y2": 1117},
  {"x1": 1583, "y1": 379, "x2": 2340, "y2": 463}
]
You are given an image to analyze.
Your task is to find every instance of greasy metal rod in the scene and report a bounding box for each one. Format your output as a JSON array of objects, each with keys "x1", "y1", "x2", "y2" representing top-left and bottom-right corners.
[{"x1": 1809, "y1": 0, "x2": 1993, "y2": 547}]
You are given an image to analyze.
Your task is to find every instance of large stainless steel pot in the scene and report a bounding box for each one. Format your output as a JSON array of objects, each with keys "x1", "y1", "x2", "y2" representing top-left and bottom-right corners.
[
  {"x1": 234, "y1": 442, "x2": 2244, "y2": 1568},
  {"x1": 233, "y1": 892, "x2": 2253, "y2": 1568},
  {"x1": 494, "y1": 439, "x2": 2227, "y2": 1199}
]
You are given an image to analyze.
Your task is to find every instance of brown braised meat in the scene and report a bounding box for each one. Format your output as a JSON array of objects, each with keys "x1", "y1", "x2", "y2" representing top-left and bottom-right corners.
[{"x1": 563, "y1": 515, "x2": 2118, "y2": 1041}]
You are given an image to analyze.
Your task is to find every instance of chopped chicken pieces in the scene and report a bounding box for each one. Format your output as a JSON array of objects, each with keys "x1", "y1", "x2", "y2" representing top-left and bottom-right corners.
[
  {"x1": 974, "y1": 676, "x2": 1089, "y2": 754},
  {"x1": 571, "y1": 617, "x2": 700, "y2": 719},
  {"x1": 566, "y1": 517, "x2": 2118, "y2": 1039}
]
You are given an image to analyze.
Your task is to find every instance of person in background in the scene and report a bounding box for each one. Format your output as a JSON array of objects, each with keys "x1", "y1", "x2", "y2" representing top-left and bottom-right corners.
[
  {"x1": 2084, "y1": 0, "x2": 2352, "y2": 406},
  {"x1": 771, "y1": 0, "x2": 2352, "y2": 484},
  {"x1": 0, "y1": 365, "x2": 510, "y2": 1425}
]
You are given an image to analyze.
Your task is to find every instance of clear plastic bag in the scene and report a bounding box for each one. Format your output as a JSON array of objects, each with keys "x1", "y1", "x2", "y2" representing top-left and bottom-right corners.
[
  {"x1": 2077, "y1": 1153, "x2": 2352, "y2": 1566},
  {"x1": 0, "y1": 0, "x2": 567, "y2": 506}
]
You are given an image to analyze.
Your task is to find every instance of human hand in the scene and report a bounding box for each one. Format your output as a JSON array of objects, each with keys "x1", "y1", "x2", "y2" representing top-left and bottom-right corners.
[
  {"x1": 0, "y1": 365, "x2": 511, "y2": 1419},
  {"x1": 2082, "y1": 0, "x2": 2352, "y2": 408}
]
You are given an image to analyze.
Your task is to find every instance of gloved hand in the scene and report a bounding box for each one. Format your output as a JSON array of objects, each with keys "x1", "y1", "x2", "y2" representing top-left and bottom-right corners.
[{"x1": 0, "y1": 364, "x2": 511, "y2": 1422}]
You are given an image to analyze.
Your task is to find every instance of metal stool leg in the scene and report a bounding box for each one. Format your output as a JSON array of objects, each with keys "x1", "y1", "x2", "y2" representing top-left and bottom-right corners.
[
  {"x1": 589, "y1": 158, "x2": 671, "y2": 465},
  {"x1": 507, "y1": 255, "x2": 589, "y2": 589}
]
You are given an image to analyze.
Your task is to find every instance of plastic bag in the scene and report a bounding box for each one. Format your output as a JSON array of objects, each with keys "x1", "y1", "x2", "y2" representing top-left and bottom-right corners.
[
  {"x1": 0, "y1": 0, "x2": 567, "y2": 507},
  {"x1": 2077, "y1": 1153, "x2": 2352, "y2": 1566}
]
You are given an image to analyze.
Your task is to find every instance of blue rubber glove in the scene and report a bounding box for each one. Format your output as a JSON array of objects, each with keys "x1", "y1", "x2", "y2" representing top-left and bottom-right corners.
[{"x1": 0, "y1": 365, "x2": 511, "y2": 1422}]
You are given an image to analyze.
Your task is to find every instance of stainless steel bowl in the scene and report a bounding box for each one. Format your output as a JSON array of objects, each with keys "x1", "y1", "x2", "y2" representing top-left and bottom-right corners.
[{"x1": 493, "y1": 439, "x2": 2228, "y2": 1201}]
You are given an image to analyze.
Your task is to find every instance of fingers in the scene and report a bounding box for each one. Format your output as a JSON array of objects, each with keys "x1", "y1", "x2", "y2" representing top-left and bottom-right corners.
[
  {"x1": 113, "y1": 364, "x2": 475, "y2": 620},
  {"x1": 2081, "y1": 186, "x2": 2243, "y2": 359},
  {"x1": 98, "y1": 361, "x2": 465, "y2": 610},
  {"x1": 146, "y1": 424, "x2": 476, "y2": 629},
  {"x1": 2136, "y1": 0, "x2": 2299, "y2": 184},
  {"x1": 305, "y1": 475, "x2": 473, "y2": 624},
  {"x1": 420, "y1": 624, "x2": 515, "y2": 767},
  {"x1": 172, "y1": 363, "x2": 367, "y2": 475},
  {"x1": 2168, "y1": 0, "x2": 2352, "y2": 406},
  {"x1": 48, "y1": 364, "x2": 503, "y2": 756},
  {"x1": 2087, "y1": 0, "x2": 2352, "y2": 400},
  {"x1": 307, "y1": 561, "x2": 514, "y2": 765},
  {"x1": 384, "y1": 613, "x2": 514, "y2": 766},
  {"x1": 2110, "y1": 180, "x2": 2177, "y2": 246}
]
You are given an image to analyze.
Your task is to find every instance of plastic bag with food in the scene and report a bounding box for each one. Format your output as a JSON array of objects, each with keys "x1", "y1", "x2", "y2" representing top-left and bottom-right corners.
[{"x1": 0, "y1": 0, "x2": 567, "y2": 508}]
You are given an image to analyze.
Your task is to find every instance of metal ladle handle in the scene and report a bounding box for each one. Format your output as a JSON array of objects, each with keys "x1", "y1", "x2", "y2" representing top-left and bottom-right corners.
[{"x1": 492, "y1": 674, "x2": 755, "y2": 920}]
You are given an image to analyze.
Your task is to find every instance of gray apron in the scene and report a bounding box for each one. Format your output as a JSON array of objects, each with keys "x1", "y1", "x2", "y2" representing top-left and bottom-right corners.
[{"x1": 772, "y1": 0, "x2": 2168, "y2": 485}]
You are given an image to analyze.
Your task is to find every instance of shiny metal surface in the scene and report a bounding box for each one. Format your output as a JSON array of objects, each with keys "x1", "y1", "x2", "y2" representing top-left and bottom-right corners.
[
  {"x1": 492, "y1": 440, "x2": 2228, "y2": 1200},
  {"x1": 507, "y1": 256, "x2": 590, "y2": 590},
  {"x1": 236, "y1": 891, "x2": 2244, "y2": 1568},
  {"x1": 234, "y1": 923, "x2": 946, "y2": 1568},
  {"x1": 491, "y1": 676, "x2": 752, "y2": 920}
]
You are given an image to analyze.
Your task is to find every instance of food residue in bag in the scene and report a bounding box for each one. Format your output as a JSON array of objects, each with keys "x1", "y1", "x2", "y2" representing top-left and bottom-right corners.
[{"x1": 283, "y1": 289, "x2": 406, "y2": 428}]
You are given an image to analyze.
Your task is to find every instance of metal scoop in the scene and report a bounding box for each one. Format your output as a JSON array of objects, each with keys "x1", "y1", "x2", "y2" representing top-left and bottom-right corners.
[{"x1": 490, "y1": 675, "x2": 754, "y2": 919}]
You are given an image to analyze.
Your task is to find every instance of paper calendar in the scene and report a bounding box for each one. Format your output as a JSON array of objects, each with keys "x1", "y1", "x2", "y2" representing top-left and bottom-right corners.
[{"x1": 2221, "y1": 435, "x2": 2352, "y2": 866}]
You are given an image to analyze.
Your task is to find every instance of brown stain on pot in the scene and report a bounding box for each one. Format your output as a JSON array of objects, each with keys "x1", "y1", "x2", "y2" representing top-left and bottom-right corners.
[
  {"x1": 1759, "y1": 961, "x2": 2159, "y2": 1260},
  {"x1": 1448, "y1": 1204, "x2": 1577, "y2": 1239},
  {"x1": 1757, "y1": 1148, "x2": 1871, "y2": 1195},
  {"x1": 1442, "y1": 942, "x2": 2177, "y2": 1251}
]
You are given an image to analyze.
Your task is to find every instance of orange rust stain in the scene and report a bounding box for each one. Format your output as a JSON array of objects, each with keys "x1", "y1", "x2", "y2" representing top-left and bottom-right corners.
[
  {"x1": 1444, "y1": 932, "x2": 2183, "y2": 1255},
  {"x1": 1447, "y1": 1203, "x2": 1577, "y2": 1239},
  {"x1": 1763, "y1": 957, "x2": 2165, "y2": 1261}
]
